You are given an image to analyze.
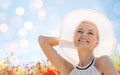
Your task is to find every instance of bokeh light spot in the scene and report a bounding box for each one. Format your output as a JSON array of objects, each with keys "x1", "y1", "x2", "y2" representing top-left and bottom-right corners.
[
  {"x1": 16, "y1": 7, "x2": 25, "y2": 16},
  {"x1": 9, "y1": 42, "x2": 19, "y2": 50},
  {"x1": 18, "y1": 28, "x2": 27, "y2": 37},
  {"x1": 0, "y1": 23, "x2": 8, "y2": 32},
  {"x1": 24, "y1": 21, "x2": 33, "y2": 30},
  {"x1": 38, "y1": 10, "x2": 47, "y2": 20},
  {"x1": 34, "y1": 0, "x2": 43, "y2": 8},
  {"x1": 19, "y1": 39, "x2": 28, "y2": 48}
]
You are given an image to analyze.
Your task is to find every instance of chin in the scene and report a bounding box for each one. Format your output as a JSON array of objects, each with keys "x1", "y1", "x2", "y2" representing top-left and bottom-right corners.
[{"x1": 77, "y1": 45, "x2": 89, "y2": 49}]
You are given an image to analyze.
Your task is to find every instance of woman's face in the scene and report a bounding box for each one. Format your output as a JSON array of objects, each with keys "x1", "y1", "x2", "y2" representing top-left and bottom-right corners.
[{"x1": 73, "y1": 22, "x2": 99, "y2": 50}]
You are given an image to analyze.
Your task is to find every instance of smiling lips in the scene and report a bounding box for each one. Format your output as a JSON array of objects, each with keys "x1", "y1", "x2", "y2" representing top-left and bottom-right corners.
[{"x1": 78, "y1": 38, "x2": 89, "y2": 44}]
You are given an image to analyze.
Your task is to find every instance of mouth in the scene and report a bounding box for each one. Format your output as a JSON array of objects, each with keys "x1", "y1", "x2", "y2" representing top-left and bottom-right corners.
[{"x1": 78, "y1": 38, "x2": 89, "y2": 44}]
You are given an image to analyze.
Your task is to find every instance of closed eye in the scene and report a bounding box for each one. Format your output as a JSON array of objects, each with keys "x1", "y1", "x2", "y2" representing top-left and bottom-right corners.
[
  {"x1": 77, "y1": 31, "x2": 83, "y2": 34},
  {"x1": 88, "y1": 32, "x2": 94, "y2": 35}
]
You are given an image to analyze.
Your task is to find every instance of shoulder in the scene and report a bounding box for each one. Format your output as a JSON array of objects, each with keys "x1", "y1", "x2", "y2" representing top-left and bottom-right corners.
[
  {"x1": 95, "y1": 55, "x2": 118, "y2": 75},
  {"x1": 97, "y1": 55, "x2": 111, "y2": 68},
  {"x1": 96, "y1": 55, "x2": 111, "y2": 64},
  {"x1": 96, "y1": 55, "x2": 112, "y2": 68},
  {"x1": 95, "y1": 55, "x2": 110, "y2": 73}
]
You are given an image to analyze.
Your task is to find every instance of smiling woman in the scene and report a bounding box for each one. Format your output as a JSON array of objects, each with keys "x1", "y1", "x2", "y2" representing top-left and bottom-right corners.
[
  {"x1": 38, "y1": 9, "x2": 118, "y2": 75},
  {"x1": 59, "y1": 9, "x2": 116, "y2": 65}
]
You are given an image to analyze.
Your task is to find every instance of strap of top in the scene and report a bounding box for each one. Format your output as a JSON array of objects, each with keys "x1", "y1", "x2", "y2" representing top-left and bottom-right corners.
[{"x1": 76, "y1": 59, "x2": 95, "y2": 70}]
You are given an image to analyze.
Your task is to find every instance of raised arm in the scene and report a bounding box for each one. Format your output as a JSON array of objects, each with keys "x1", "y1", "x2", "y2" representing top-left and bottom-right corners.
[{"x1": 38, "y1": 36, "x2": 73, "y2": 75}]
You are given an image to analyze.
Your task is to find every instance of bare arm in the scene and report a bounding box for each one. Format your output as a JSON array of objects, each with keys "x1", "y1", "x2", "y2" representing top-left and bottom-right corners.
[
  {"x1": 38, "y1": 36, "x2": 74, "y2": 75},
  {"x1": 98, "y1": 55, "x2": 118, "y2": 75}
]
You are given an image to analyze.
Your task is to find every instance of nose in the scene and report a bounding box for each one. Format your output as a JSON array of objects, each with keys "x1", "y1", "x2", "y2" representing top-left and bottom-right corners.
[{"x1": 82, "y1": 33, "x2": 87, "y2": 37}]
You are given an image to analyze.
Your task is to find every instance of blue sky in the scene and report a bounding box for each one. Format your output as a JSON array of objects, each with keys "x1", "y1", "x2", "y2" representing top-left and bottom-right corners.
[{"x1": 0, "y1": 0, "x2": 120, "y2": 65}]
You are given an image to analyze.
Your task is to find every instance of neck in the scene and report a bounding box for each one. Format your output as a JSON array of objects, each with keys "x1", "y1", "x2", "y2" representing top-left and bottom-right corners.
[{"x1": 77, "y1": 48, "x2": 94, "y2": 67}]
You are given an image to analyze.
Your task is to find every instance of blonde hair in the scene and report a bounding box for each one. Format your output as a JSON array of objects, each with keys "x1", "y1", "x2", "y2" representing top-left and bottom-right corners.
[{"x1": 80, "y1": 21, "x2": 96, "y2": 26}]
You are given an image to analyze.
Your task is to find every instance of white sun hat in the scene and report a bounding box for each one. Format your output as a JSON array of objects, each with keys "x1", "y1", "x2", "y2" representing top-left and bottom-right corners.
[{"x1": 59, "y1": 9, "x2": 116, "y2": 65}]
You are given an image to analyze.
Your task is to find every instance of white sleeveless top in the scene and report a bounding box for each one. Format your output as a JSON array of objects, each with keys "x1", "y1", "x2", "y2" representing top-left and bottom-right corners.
[{"x1": 70, "y1": 59, "x2": 100, "y2": 75}]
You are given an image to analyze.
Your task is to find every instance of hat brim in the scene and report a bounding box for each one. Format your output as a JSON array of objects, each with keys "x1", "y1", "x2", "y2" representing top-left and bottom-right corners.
[{"x1": 59, "y1": 9, "x2": 116, "y2": 65}]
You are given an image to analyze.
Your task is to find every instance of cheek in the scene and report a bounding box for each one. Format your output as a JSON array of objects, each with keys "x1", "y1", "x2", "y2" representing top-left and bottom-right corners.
[
  {"x1": 92, "y1": 39, "x2": 99, "y2": 47},
  {"x1": 95, "y1": 39, "x2": 99, "y2": 46},
  {"x1": 73, "y1": 35, "x2": 79, "y2": 46},
  {"x1": 74, "y1": 33, "x2": 81, "y2": 38},
  {"x1": 89, "y1": 36, "x2": 97, "y2": 43},
  {"x1": 73, "y1": 34, "x2": 80, "y2": 42}
]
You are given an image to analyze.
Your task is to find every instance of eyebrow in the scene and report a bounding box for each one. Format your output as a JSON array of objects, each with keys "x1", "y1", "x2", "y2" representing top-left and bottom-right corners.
[
  {"x1": 88, "y1": 30, "x2": 94, "y2": 32},
  {"x1": 77, "y1": 28, "x2": 83, "y2": 30},
  {"x1": 78, "y1": 28, "x2": 95, "y2": 32}
]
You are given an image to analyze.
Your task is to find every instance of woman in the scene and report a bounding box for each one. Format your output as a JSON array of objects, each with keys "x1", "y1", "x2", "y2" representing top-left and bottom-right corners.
[{"x1": 38, "y1": 10, "x2": 118, "y2": 75}]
